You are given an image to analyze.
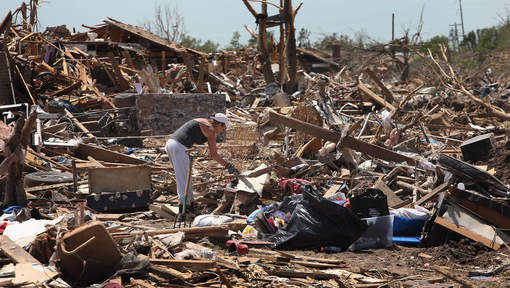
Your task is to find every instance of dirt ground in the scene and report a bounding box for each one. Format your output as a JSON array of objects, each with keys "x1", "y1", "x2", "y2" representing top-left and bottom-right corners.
[{"x1": 282, "y1": 240, "x2": 510, "y2": 287}]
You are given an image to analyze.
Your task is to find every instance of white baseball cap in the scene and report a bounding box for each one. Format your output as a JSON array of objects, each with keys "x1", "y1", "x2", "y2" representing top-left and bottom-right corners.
[{"x1": 213, "y1": 113, "x2": 232, "y2": 130}]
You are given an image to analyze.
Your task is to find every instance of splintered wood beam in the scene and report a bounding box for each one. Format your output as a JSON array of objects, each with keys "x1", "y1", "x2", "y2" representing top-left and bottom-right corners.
[
  {"x1": 13, "y1": 64, "x2": 36, "y2": 104},
  {"x1": 358, "y1": 83, "x2": 396, "y2": 111},
  {"x1": 64, "y1": 109, "x2": 95, "y2": 140},
  {"x1": 374, "y1": 177, "x2": 406, "y2": 208},
  {"x1": 268, "y1": 111, "x2": 416, "y2": 165},
  {"x1": 75, "y1": 143, "x2": 148, "y2": 165},
  {"x1": 46, "y1": 81, "x2": 80, "y2": 98},
  {"x1": 365, "y1": 68, "x2": 395, "y2": 102},
  {"x1": 434, "y1": 216, "x2": 500, "y2": 250},
  {"x1": 197, "y1": 56, "x2": 206, "y2": 92},
  {"x1": 414, "y1": 182, "x2": 450, "y2": 207},
  {"x1": 0, "y1": 235, "x2": 40, "y2": 264}
]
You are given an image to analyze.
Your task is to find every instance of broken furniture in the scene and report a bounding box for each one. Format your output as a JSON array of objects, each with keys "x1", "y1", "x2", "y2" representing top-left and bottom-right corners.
[{"x1": 57, "y1": 221, "x2": 121, "y2": 285}]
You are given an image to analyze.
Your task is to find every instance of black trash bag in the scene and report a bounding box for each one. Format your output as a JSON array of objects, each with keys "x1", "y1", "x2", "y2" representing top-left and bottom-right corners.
[
  {"x1": 255, "y1": 194, "x2": 304, "y2": 236},
  {"x1": 273, "y1": 193, "x2": 303, "y2": 214},
  {"x1": 265, "y1": 185, "x2": 367, "y2": 250},
  {"x1": 349, "y1": 188, "x2": 389, "y2": 218}
]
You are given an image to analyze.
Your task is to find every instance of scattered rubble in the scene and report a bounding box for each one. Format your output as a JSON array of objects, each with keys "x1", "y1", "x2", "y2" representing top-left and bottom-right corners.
[{"x1": 0, "y1": 1, "x2": 510, "y2": 287}]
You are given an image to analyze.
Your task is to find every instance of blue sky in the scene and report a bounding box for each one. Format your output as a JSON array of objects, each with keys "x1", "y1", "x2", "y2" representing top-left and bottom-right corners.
[{"x1": 1, "y1": 0, "x2": 509, "y2": 47}]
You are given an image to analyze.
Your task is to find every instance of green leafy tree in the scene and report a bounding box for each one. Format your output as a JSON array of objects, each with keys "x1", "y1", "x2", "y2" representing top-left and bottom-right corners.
[
  {"x1": 199, "y1": 40, "x2": 220, "y2": 53},
  {"x1": 297, "y1": 28, "x2": 311, "y2": 48},
  {"x1": 420, "y1": 35, "x2": 449, "y2": 56},
  {"x1": 313, "y1": 33, "x2": 353, "y2": 51},
  {"x1": 180, "y1": 34, "x2": 219, "y2": 53},
  {"x1": 227, "y1": 31, "x2": 243, "y2": 50},
  {"x1": 247, "y1": 35, "x2": 257, "y2": 46}
]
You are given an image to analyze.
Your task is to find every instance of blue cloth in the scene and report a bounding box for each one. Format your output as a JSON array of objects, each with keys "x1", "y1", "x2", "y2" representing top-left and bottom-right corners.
[{"x1": 3, "y1": 206, "x2": 22, "y2": 214}]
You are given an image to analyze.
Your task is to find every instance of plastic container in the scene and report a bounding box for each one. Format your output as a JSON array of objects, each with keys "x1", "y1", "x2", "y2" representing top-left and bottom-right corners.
[
  {"x1": 393, "y1": 216, "x2": 426, "y2": 236},
  {"x1": 348, "y1": 215, "x2": 394, "y2": 251}
]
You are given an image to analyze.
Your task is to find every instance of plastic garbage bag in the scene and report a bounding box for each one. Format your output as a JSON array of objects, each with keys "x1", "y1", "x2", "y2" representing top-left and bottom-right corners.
[
  {"x1": 192, "y1": 214, "x2": 233, "y2": 227},
  {"x1": 390, "y1": 205, "x2": 429, "y2": 220},
  {"x1": 381, "y1": 110, "x2": 393, "y2": 132},
  {"x1": 264, "y1": 185, "x2": 367, "y2": 250},
  {"x1": 348, "y1": 215, "x2": 394, "y2": 251}
]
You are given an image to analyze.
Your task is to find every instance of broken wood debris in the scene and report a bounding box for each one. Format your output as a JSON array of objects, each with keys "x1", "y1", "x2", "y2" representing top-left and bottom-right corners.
[{"x1": 0, "y1": 1, "x2": 508, "y2": 287}]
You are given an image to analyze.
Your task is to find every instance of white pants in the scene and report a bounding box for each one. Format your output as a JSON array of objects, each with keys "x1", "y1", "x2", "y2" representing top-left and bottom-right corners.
[{"x1": 165, "y1": 139, "x2": 193, "y2": 204}]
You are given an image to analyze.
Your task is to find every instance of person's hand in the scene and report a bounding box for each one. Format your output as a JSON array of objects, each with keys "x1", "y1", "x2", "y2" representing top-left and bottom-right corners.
[{"x1": 226, "y1": 162, "x2": 239, "y2": 175}]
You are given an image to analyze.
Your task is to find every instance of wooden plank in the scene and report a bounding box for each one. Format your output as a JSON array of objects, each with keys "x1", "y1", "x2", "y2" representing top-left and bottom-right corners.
[
  {"x1": 149, "y1": 204, "x2": 175, "y2": 220},
  {"x1": 358, "y1": 83, "x2": 396, "y2": 111},
  {"x1": 161, "y1": 50, "x2": 166, "y2": 72},
  {"x1": 27, "y1": 148, "x2": 72, "y2": 172},
  {"x1": 268, "y1": 111, "x2": 416, "y2": 165},
  {"x1": 87, "y1": 156, "x2": 105, "y2": 168},
  {"x1": 122, "y1": 51, "x2": 135, "y2": 68},
  {"x1": 197, "y1": 56, "x2": 206, "y2": 92},
  {"x1": 251, "y1": 97, "x2": 261, "y2": 108},
  {"x1": 94, "y1": 213, "x2": 123, "y2": 221},
  {"x1": 365, "y1": 68, "x2": 395, "y2": 102},
  {"x1": 0, "y1": 235, "x2": 39, "y2": 264},
  {"x1": 414, "y1": 182, "x2": 450, "y2": 207},
  {"x1": 434, "y1": 216, "x2": 501, "y2": 250},
  {"x1": 64, "y1": 108, "x2": 95, "y2": 139},
  {"x1": 374, "y1": 177, "x2": 405, "y2": 208},
  {"x1": 323, "y1": 183, "x2": 342, "y2": 198},
  {"x1": 341, "y1": 136, "x2": 416, "y2": 165},
  {"x1": 455, "y1": 197, "x2": 510, "y2": 229},
  {"x1": 149, "y1": 259, "x2": 216, "y2": 270},
  {"x1": 431, "y1": 265, "x2": 474, "y2": 288},
  {"x1": 75, "y1": 143, "x2": 149, "y2": 165},
  {"x1": 149, "y1": 265, "x2": 191, "y2": 280},
  {"x1": 46, "y1": 81, "x2": 80, "y2": 98},
  {"x1": 108, "y1": 52, "x2": 129, "y2": 91}
]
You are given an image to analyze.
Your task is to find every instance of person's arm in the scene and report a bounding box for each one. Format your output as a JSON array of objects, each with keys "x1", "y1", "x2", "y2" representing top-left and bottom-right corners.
[{"x1": 202, "y1": 125, "x2": 228, "y2": 167}]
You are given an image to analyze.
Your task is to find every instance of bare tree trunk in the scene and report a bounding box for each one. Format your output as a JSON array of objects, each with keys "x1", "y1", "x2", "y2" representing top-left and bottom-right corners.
[
  {"x1": 284, "y1": 0, "x2": 297, "y2": 93},
  {"x1": 259, "y1": 3, "x2": 276, "y2": 85},
  {"x1": 5, "y1": 160, "x2": 25, "y2": 207},
  {"x1": 279, "y1": 0, "x2": 287, "y2": 86},
  {"x1": 29, "y1": 0, "x2": 38, "y2": 32},
  {"x1": 1, "y1": 112, "x2": 36, "y2": 207}
]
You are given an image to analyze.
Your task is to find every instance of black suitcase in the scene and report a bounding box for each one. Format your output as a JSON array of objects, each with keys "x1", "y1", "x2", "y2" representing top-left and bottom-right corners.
[{"x1": 86, "y1": 190, "x2": 150, "y2": 212}]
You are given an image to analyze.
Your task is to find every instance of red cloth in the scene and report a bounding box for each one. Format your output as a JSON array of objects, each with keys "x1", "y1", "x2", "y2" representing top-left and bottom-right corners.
[
  {"x1": 0, "y1": 222, "x2": 7, "y2": 233},
  {"x1": 278, "y1": 178, "x2": 311, "y2": 195}
]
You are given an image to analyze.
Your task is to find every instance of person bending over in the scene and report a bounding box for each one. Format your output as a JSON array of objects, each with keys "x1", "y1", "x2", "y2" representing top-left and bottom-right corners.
[{"x1": 165, "y1": 113, "x2": 239, "y2": 215}]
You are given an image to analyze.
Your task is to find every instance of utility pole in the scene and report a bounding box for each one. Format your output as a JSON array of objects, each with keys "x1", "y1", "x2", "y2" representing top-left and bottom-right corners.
[
  {"x1": 449, "y1": 23, "x2": 461, "y2": 51},
  {"x1": 459, "y1": 0, "x2": 465, "y2": 40},
  {"x1": 392, "y1": 13, "x2": 395, "y2": 41}
]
